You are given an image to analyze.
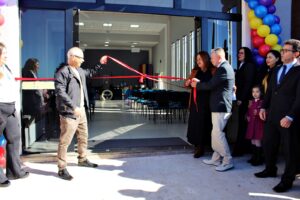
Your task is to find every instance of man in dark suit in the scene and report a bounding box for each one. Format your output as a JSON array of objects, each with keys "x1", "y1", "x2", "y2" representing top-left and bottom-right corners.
[
  {"x1": 191, "y1": 48, "x2": 235, "y2": 172},
  {"x1": 255, "y1": 39, "x2": 300, "y2": 193},
  {"x1": 233, "y1": 47, "x2": 257, "y2": 156}
]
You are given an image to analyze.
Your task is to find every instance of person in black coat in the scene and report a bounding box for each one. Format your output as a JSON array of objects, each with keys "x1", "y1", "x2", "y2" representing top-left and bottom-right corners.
[
  {"x1": 233, "y1": 47, "x2": 257, "y2": 156},
  {"x1": 185, "y1": 51, "x2": 213, "y2": 158},
  {"x1": 255, "y1": 39, "x2": 300, "y2": 193}
]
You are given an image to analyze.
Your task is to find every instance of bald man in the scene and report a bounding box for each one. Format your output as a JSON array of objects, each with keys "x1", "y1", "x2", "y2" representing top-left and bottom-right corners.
[{"x1": 55, "y1": 47, "x2": 98, "y2": 180}]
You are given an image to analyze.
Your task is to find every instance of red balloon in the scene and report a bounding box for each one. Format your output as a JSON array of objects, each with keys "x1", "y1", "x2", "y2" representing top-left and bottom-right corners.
[
  {"x1": 259, "y1": 44, "x2": 271, "y2": 57},
  {"x1": 0, "y1": 156, "x2": 5, "y2": 168},
  {"x1": 0, "y1": 146, "x2": 5, "y2": 157},
  {"x1": 252, "y1": 36, "x2": 265, "y2": 48},
  {"x1": 0, "y1": 14, "x2": 4, "y2": 26},
  {"x1": 100, "y1": 56, "x2": 108, "y2": 64},
  {"x1": 251, "y1": 29, "x2": 258, "y2": 38}
]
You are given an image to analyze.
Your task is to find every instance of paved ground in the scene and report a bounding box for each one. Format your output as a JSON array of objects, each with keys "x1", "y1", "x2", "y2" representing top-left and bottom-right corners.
[{"x1": 1, "y1": 152, "x2": 299, "y2": 200}]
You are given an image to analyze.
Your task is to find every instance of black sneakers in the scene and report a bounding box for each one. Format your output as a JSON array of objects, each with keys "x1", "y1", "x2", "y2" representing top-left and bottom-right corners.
[
  {"x1": 0, "y1": 180, "x2": 11, "y2": 187},
  {"x1": 78, "y1": 159, "x2": 98, "y2": 168},
  {"x1": 58, "y1": 168, "x2": 73, "y2": 181}
]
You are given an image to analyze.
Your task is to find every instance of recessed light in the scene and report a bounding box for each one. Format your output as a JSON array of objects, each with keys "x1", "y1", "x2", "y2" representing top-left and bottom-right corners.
[
  {"x1": 83, "y1": 44, "x2": 88, "y2": 47},
  {"x1": 104, "y1": 44, "x2": 109, "y2": 47},
  {"x1": 130, "y1": 24, "x2": 139, "y2": 28},
  {"x1": 75, "y1": 22, "x2": 84, "y2": 26},
  {"x1": 132, "y1": 42, "x2": 138, "y2": 45},
  {"x1": 105, "y1": 41, "x2": 110, "y2": 44},
  {"x1": 131, "y1": 45, "x2": 135, "y2": 48},
  {"x1": 103, "y1": 23, "x2": 112, "y2": 27}
]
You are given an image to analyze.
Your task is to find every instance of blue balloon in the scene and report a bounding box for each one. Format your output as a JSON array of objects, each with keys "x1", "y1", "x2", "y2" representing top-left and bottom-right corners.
[
  {"x1": 263, "y1": 14, "x2": 275, "y2": 26},
  {"x1": 252, "y1": 48, "x2": 259, "y2": 56},
  {"x1": 271, "y1": 24, "x2": 282, "y2": 35},
  {"x1": 248, "y1": 0, "x2": 259, "y2": 9},
  {"x1": 255, "y1": 5, "x2": 268, "y2": 18},
  {"x1": 0, "y1": 135, "x2": 6, "y2": 146},
  {"x1": 259, "y1": 0, "x2": 273, "y2": 6},
  {"x1": 267, "y1": 5, "x2": 276, "y2": 14},
  {"x1": 274, "y1": 15, "x2": 280, "y2": 24},
  {"x1": 254, "y1": 55, "x2": 265, "y2": 65},
  {"x1": 277, "y1": 36, "x2": 282, "y2": 44}
]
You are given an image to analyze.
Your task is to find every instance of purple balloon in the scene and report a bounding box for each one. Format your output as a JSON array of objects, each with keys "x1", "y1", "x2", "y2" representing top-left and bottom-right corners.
[
  {"x1": 0, "y1": 0, "x2": 6, "y2": 6},
  {"x1": 259, "y1": 0, "x2": 273, "y2": 6},
  {"x1": 274, "y1": 15, "x2": 280, "y2": 24},
  {"x1": 252, "y1": 48, "x2": 259, "y2": 56},
  {"x1": 267, "y1": 5, "x2": 276, "y2": 14},
  {"x1": 255, "y1": 55, "x2": 265, "y2": 65}
]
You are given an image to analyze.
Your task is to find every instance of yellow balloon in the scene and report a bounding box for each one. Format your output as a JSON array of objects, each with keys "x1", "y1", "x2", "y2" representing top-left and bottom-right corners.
[
  {"x1": 20, "y1": 40, "x2": 23, "y2": 48},
  {"x1": 248, "y1": 10, "x2": 256, "y2": 21},
  {"x1": 250, "y1": 17, "x2": 263, "y2": 30},
  {"x1": 272, "y1": 44, "x2": 282, "y2": 52},
  {"x1": 265, "y1": 34, "x2": 278, "y2": 46},
  {"x1": 257, "y1": 25, "x2": 270, "y2": 37}
]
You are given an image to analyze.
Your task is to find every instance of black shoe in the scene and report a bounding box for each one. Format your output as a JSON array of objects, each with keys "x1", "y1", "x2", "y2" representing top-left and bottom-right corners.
[
  {"x1": 193, "y1": 146, "x2": 204, "y2": 158},
  {"x1": 78, "y1": 159, "x2": 98, "y2": 168},
  {"x1": 273, "y1": 181, "x2": 293, "y2": 193},
  {"x1": 254, "y1": 169, "x2": 277, "y2": 178},
  {"x1": 7, "y1": 172, "x2": 30, "y2": 180},
  {"x1": 58, "y1": 168, "x2": 73, "y2": 181},
  {"x1": 0, "y1": 180, "x2": 10, "y2": 187}
]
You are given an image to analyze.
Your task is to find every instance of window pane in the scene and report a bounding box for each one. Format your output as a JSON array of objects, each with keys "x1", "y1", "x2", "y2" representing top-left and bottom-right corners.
[
  {"x1": 36, "y1": 0, "x2": 96, "y2": 2},
  {"x1": 21, "y1": 9, "x2": 65, "y2": 78},
  {"x1": 171, "y1": 43, "x2": 176, "y2": 78},
  {"x1": 176, "y1": 40, "x2": 181, "y2": 78},
  {"x1": 206, "y1": 19, "x2": 237, "y2": 68},
  {"x1": 181, "y1": 0, "x2": 238, "y2": 13},
  {"x1": 106, "y1": 0, "x2": 173, "y2": 8}
]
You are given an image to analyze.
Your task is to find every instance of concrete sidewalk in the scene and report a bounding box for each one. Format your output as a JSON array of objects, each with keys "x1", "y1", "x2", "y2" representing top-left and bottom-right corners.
[{"x1": 1, "y1": 152, "x2": 299, "y2": 200}]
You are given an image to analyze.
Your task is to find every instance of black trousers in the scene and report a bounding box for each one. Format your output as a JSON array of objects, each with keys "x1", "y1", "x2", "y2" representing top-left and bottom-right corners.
[
  {"x1": 263, "y1": 120, "x2": 297, "y2": 183},
  {"x1": 233, "y1": 102, "x2": 250, "y2": 154},
  {"x1": 0, "y1": 103, "x2": 26, "y2": 183}
]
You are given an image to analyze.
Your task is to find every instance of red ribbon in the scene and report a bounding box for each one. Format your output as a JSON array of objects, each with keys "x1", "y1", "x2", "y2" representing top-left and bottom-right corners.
[{"x1": 192, "y1": 79, "x2": 198, "y2": 112}]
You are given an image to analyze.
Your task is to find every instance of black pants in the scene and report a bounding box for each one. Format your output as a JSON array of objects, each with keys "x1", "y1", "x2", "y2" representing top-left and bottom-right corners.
[
  {"x1": 233, "y1": 102, "x2": 250, "y2": 154},
  {"x1": 0, "y1": 103, "x2": 26, "y2": 183},
  {"x1": 263, "y1": 120, "x2": 297, "y2": 183}
]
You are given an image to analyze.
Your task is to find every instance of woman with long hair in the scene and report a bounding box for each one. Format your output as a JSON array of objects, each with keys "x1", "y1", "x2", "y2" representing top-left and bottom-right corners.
[{"x1": 185, "y1": 51, "x2": 213, "y2": 158}]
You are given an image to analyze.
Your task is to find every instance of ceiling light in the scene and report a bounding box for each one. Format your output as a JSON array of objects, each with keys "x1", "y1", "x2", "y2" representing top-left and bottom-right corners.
[
  {"x1": 75, "y1": 22, "x2": 84, "y2": 26},
  {"x1": 83, "y1": 44, "x2": 88, "y2": 47},
  {"x1": 131, "y1": 45, "x2": 135, "y2": 48},
  {"x1": 103, "y1": 23, "x2": 112, "y2": 27},
  {"x1": 104, "y1": 44, "x2": 109, "y2": 47},
  {"x1": 132, "y1": 42, "x2": 138, "y2": 45},
  {"x1": 105, "y1": 41, "x2": 110, "y2": 44},
  {"x1": 130, "y1": 24, "x2": 139, "y2": 28}
]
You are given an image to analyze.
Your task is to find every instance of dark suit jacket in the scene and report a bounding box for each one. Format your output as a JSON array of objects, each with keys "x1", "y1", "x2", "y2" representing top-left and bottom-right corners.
[
  {"x1": 235, "y1": 62, "x2": 257, "y2": 102},
  {"x1": 55, "y1": 66, "x2": 89, "y2": 118},
  {"x1": 263, "y1": 64, "x2": 300, "y2": 123},
  {"x1": 196, "y1": 61, "x2": 235, "y2": 113}
]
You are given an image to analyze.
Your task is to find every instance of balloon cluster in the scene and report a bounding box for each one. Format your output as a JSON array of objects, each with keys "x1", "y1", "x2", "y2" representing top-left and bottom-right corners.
[
  {"x1": 0, "y1": 0, "x2": 6, "y2": 26},
  {"x1": 0, "y1": 134, "x2": 6, "y2": 168},
  {"x1": 245, "y1": 0, "x2": 282, "y2": 65}
]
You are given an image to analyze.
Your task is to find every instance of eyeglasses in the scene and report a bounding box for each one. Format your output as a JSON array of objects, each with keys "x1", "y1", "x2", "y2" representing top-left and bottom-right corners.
[
  {"x1": 72, "y1": 55, "x2": 84, "y2": 61},
  {"x1": 280, "y1": 49, "x2": 295, "y2": 54}
]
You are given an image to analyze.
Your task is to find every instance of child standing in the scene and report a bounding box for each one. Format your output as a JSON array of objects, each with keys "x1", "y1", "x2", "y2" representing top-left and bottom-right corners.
[{"x1": 246, "y1": 85, "x2": 264, "y2": 166}]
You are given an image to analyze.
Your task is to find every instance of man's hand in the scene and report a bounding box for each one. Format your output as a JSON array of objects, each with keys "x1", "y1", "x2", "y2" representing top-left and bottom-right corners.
[
  {"x1": 280, "y1": 117, "x2": 292, "y2": 128},
  {"x1": 191, "y1": 78, "x2": 200, "y2": 88},
  {"x1": 259, "y1": 109, "x2": 266, "y2": 121},
  {"x1": 73, "y1": 107, "x2": 81, "y2": 117},
  {"x1": 237, "y1": 100, "x2": 242, "y2": 106}
]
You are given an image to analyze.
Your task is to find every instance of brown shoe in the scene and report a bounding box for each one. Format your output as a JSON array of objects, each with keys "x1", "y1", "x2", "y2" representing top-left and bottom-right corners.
[{"x1": 193, "y1": 146, "x2": 204, "y2": 158}]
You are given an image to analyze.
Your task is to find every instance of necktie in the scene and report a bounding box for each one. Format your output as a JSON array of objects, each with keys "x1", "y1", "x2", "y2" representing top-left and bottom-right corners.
[{"x1": 278, "y1": 65, "x2": 286, "y2": 84}]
